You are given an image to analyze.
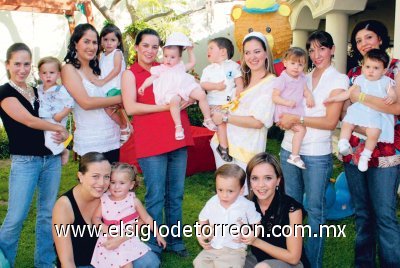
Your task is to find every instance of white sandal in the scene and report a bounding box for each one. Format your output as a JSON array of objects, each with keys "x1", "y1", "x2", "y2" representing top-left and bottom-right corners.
[
  {"x1": 120, "y1": 124, "x2": 133, "y2": 145},
  {"x1": 287, "y1": 154, "x2": 306, "y2": 169},
  {"x1": 203, "y1": 118, "x2": 217, "y2": 131},
  {"x1": 175, "y1": 125, "x2": 185, "y2": 140}
]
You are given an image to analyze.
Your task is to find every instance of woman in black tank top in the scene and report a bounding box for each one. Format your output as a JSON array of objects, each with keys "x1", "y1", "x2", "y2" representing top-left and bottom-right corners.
[{"x1": 53, "y1": 152, "x2": 111, "y2": 267}]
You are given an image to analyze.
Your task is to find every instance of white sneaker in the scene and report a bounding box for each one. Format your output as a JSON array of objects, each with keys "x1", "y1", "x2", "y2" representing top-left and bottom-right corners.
[
  {"x1": 358, "y1": 155, "x2": 370, "y2": 172},
  {"x1": 338, "y1": 139, "x2": 352, "y2": 156}
]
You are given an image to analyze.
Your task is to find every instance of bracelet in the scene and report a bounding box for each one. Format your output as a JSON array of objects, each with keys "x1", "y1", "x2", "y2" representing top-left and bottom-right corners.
[
  {"x1": 300, "y1": 116, "x2": 304, "y2": 126},
  {"x1": 222, "y1": 114, "x2": 229, "y2": 123},
  {"x1": 358, "y1": 92, "x2": 366, "y2": 103}
]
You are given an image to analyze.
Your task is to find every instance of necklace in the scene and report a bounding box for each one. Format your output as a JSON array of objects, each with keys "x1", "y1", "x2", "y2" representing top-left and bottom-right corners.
[{"x1": 9, "y1": 80, "x2": 37, "y2": 108}]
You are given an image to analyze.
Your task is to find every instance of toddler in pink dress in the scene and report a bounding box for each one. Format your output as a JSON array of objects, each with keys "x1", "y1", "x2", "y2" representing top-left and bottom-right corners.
[
  {"x1": 138, "y1": 32, "x2": 217, "y2": 140},
  {"x1": 91, "y1": 163, "x2": 166, "y2": 268},
  {"x1": 272, "y1": 47, "x2": 315, "y2": 169}
]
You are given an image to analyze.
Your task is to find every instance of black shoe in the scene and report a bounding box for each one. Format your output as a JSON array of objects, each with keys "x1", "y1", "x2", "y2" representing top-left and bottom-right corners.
[
  {"x1": 171, "y1": 249, "x2": 190, "y2": 258},
  {"x1": 217, "y1": 145, "x2": 233, "y2": 162}
]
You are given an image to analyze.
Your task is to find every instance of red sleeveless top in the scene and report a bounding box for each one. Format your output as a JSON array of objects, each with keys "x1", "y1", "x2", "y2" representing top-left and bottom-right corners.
[{"x1": 122, "y1": 62, "x2": 193, "y2": 159}]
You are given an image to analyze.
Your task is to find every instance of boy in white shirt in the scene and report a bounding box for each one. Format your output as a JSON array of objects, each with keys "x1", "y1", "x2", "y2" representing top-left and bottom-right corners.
[
  {"x1": 201, "y1": 38, "x2": 243, "y2": 162},
  {"x1": 193, "y1": 164, "x2": 261, "y2": 268}
]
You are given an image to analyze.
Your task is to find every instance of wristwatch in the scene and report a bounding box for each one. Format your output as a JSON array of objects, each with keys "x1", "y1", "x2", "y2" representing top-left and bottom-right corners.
[
  {"x1": 222, "y1": 114, "x2": 229, "y2": 123},
  {"x1": 300, "y1": 116, "x2": 304, "y2": 125}
]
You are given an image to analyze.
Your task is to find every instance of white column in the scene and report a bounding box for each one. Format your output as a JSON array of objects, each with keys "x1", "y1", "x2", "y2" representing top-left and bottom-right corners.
[
  {"x1": 292, "y1": 30, "x2": 309, "y2": 50},
  {"x1": 394, "y1": 0, "x2": 400, "y2": 59},
  {"x1": 326, "y1": 12, "x2": 349, "y2": 74}
]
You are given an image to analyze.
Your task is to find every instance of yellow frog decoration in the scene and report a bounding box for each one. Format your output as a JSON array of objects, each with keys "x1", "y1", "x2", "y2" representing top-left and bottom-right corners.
[{"x1": 231, "y1": 0, "x2": 292, "y2": 62}]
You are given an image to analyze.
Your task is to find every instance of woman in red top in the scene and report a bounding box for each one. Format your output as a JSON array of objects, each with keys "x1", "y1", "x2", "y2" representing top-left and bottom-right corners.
[
  {"x1": 342, "y1": 20, "x2": 400, "y2": 267},
  {"x1": 121, "y1": 28, "x2": 194, "y2": 258}
]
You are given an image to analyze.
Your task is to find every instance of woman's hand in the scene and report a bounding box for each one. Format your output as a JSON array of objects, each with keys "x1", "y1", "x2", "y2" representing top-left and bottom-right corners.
[
  {"x1": 277, "y1": 113, "x2": 299, "y2": 130},
  {"x1": 90, "y1": 77, "x2": 106, "y2": 87},
  {"x1": 157, "y1": 235, "x2": 167, "y2": 249},
  {"x1": 348, "y1": 85, "x2": 361, "y2": 103},
  {"x1": 52, "y1": 127, "x2": 69, "y2": 144},
  {"x1": 211, "y1": 111, "x2": 224, "y2": 125}
]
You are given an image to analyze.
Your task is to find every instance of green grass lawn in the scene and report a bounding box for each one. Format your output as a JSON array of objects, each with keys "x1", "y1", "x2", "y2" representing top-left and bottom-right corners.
[{"x1": 0, "y1": 138, "x2": 399, "y2": 267}]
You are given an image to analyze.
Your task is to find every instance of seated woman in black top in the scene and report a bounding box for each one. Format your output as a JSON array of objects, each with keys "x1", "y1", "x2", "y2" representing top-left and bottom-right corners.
[
  {"x1": 242, "y1": 152, "x2": 304, "y2": 268},
  {"x1": 53, "y1": 152, "x2": 111, "y2": 267},
  {"x1": 0, "y1": 43, "x2": 68, "y2": 267}
]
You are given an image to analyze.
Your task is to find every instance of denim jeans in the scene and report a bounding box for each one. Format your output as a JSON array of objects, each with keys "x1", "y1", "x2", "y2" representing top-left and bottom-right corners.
[
  {"x1": 344, "y1": 163, "x2": 400, "y2": 268},
  {"x1": 280, "y1": 148, "x2": 332, "y2": 268},
  {"x1": 138, "y1": 147, "x2": 187, "y2": 254},
  {"x1": 133, "y1": 251, "x2": 160, "y2": 268},
  {"x1": 0, "y1": 154, "x2": 61, "y2": 267}
]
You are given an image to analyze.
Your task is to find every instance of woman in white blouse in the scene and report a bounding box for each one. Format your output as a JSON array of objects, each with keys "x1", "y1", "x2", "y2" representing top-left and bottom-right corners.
[
  {"x1": 211, "y1": 32, "x2": 276, "y2": 195},
  {"x1": 61, "y1": 24, "x2": 121, "y2": 163},
  {"x1": 278, "y1": 31, "x2": 349, "y2": 268}
]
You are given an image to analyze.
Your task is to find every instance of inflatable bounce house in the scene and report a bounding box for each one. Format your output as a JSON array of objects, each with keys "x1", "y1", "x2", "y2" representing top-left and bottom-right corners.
[
  {"x1": 0, "y1": 248, "x2": 10, "y2": 268},
  {"x1": 304, "y1": 172, "x2": 355, "y2": 220},
  {"x1": 230, "y1": 0, "x2": 292, "y2": 75}
]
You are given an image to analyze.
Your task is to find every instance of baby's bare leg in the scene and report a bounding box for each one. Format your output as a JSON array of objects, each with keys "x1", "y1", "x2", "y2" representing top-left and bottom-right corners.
[
  {"x1": 190, "y1": 88, "x2": 212, "y2": 119},
  {"x1": 365, "y1": 127, "x2": 381, "y2": 151},
  {"x1": 217, "y1": 123, "x2": 228, "y2": 148},
  {"x1": 61, "y1": 149, "x2": 69, "y2": 166},
  {"x1": 170, "y1": 95, "x2": 182, "y2": 127},
  {"x1": 291, "y1": 124, "x2": 306, "y2": 156},
  {"x1": 340, "y1": 122, "x2": 356, "y2": 141}
]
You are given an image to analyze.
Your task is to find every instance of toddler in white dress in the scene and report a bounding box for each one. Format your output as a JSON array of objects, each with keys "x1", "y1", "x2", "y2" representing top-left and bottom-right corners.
[
  {"x1": 91, "y1": 24, "x2": 131, "y2": 145},
  {"x1": 324, "y1": 49, "x2": 396, "y2": 171}
]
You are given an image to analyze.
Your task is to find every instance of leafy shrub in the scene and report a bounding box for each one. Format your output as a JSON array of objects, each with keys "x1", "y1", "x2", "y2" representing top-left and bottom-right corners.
[
  {"x1": 0, "y1": 127, "x2": 9, "y2": 159},
  {"x1": 186, "y1": 103, "x2": 203, "y2": 126}
]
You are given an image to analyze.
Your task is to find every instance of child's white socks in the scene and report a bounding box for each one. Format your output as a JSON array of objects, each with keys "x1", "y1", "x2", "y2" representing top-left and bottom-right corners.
[
  {"x1": 338, "y1": 139, "x2": 352, "y2": 156},
  {"x1": 358, "y1": 149, "x2": 372, "y2": 172}
]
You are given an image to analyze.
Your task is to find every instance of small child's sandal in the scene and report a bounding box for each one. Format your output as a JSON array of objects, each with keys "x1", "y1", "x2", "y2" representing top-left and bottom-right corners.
[
  {"x1": 217, "y1": 145, "x2": 233, "y2": 162},
  {"x1": 203, "y1": 118, "x2": 217, "y2": 131},
  {"x1": 287, "y1": 154, "x2": 306, "y2": 169},
  {"x1": 175, "y1": 125, "x2": 185, "y2": 140}
]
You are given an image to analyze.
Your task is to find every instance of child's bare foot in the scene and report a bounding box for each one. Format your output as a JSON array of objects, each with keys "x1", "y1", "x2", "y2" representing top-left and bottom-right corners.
[{"x1": 61, "y1": 149, "x2": 70, "y2": 166}]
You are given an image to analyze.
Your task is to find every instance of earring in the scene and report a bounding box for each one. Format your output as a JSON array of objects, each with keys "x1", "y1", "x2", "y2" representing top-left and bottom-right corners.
[
  {"x1": 275, "y1": 185, "x2": 279, "y2": 191},
  {"x1": 70, "y1": 50, "x2": 77, "y2": 59},
  {"x1": 241, "y1": 66, "x2": 250, "y2": 74}
]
